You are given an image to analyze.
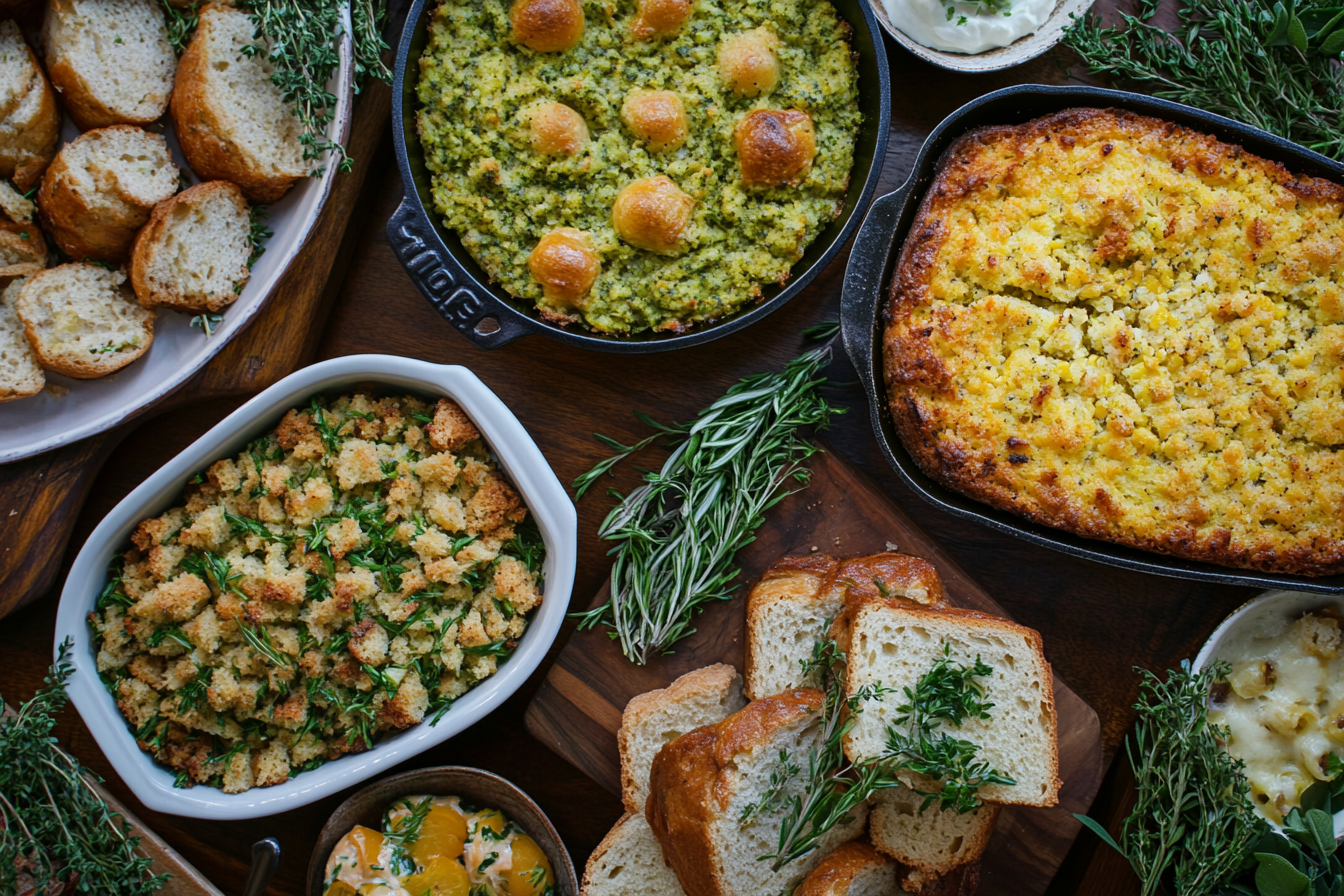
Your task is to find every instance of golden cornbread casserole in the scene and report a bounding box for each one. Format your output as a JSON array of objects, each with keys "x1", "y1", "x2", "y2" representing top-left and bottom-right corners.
[
  {"x1": 89, "y1": 393, "x2": 545, "y2": 792},
  {"x1": 884, "y1": 108, "x2": 1344, "y2": 575}
]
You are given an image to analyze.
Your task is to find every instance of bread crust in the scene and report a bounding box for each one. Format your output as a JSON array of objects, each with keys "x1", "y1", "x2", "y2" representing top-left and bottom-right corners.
[
  {"x1": 884, "y1": 106, "x2": 1344, "y2": 576},
  {"x1": 171, "y1": 4, "x2": 301, "y2": 203},
  {"x1": 130, "y1": 180, "x2": 251, "y2": 313},
  {"x1": 744, "y1": 554, "x2": 838, "y2": 697},
  {"x1": 0, "y1": 27, "x2": 59, "y2": 192},
  {"x1": 795, "y1": 841, "x2": 892, "y2": 896}
]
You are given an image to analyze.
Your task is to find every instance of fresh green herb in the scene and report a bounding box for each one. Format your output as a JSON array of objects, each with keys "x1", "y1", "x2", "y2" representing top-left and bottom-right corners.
[
  {"x1": 462, "y1": 640, "x2": 514, "y2": 659},
  {"x1": 172, "y1": 770, "x2": 191, "y2": 789},
  {"x1": 1063, "y1": 0, "x2": 1344, "y2": 160},
  {"x1": 943, "y1": 0, "x2": 1011, "y2": 24},
  {"x1": 0, "y1": 641, "x2": 168, "y2": 896},
  {"x1": 478, "y1": 853, "x2": 499, "y2": 872},
  {"x1": 573, "y1": 348, "x2": 842, "y2": 664},
  {"x1": 180, "y1": 550, "x2": 245, "y2": 597},
  {"x1": 247, "y1": 204, "x2": 271, "y2": 269},
  {"x1": 363, "y1": 664, "x2": 404, "y2": 698},
  {"x1": 238, "y1": 621, "x2": 294, "y2": 669},
  {"x1": 502, "y1": 515, "x2": 545, "y2": 580},
  {"x1": 225, "y1": 511, "x2": 296, "y2": 545},
  {"x1": 147, "y1": 625, "x2": 193, "y2": 650},
  {"x1": 89, "y1": 341, "x2": 136, "y2": 354},
  {"x1": 801, "y1": 319, "x2": 841, "y2": 341},
  {"x1": 189, "y1": 313, "x2": 225, "y2": 337},
  {"x1": 310, "y1": 398, "x2": 344, "y2": 454},
  {"x1": 739, "y1": 749, "x2": 801, "y2": 826},
  {"x1": 97, "y1": 556, "x2": 134, "y2": 610},
  {"x1": 375, "y1": 603, "x2": 431, "y2": 638},
  {"x1": 176, "y1": 664, "x2": 211, "y2": 714}
]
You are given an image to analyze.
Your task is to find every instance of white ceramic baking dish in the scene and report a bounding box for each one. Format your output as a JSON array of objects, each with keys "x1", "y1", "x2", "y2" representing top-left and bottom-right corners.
[{"x1": 54, "y1": 354, "x2": 577, "y2": 820}]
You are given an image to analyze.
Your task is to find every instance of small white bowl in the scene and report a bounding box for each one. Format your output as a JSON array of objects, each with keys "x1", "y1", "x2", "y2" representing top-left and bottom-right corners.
[
  {"x1": 54, "y1": 355, "x2": 577, "y2": 820},
  {"x1": 866, "y1": 0, "x2": 1094, "y2": 73},
  {"x1": 1195, "y1": 590, "x2": 1344, "y2": 837}
]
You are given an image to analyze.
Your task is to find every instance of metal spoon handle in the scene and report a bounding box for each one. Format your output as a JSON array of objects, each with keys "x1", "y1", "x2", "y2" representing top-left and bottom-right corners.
[{"x1": 241, "y1": 839, "x2": 281, "y2": 896}]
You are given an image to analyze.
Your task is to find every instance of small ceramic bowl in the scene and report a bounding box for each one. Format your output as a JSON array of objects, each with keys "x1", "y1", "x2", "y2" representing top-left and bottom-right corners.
[
  {"x1": 306, "y1": 766, "x2": 578, "y2": 896},
  {"x1": 866, "y1": 0, "x2": 1093, "y2": 73},
  {"x1": 1195, "y1": 590, "x2": 1344, "y2": 837},
  {"x1": 55, "y1": 355, "x2": 577, "y2": 820}
]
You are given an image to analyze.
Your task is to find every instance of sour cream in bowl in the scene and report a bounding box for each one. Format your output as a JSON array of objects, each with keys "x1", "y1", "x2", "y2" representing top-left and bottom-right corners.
[{"x1": 880, "y1": 0, "x2": 1054, "y2": 54}]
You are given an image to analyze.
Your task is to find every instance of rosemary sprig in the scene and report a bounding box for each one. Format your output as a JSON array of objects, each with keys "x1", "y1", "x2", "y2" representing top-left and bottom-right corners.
[
  {"x1": 573, "y1": 348, "x2": 842, "y2": 664},
  {"x1": 238, "y1": 620, "x2": 295, "y2": 669}
]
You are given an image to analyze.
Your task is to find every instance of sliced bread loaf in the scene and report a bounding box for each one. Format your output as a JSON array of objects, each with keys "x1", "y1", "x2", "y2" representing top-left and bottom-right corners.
[
  {"x1": 172, "y1": 3, "x2": 307, "y2": 203},
  {"x1": 0, "y1": 276, "x2": 42, "y2": 400},
  {"x1": 38, "y1": 124, "x2": 179, "y2": 261},
  {"x1": 130, "y1": 180, "x2": 251, "y2": 313},
  {"x1": 646, "y1": 689, "x2": 867, "y2": 896},
  {"x1": 868, "y1": 785, "x2": 997, "y2": 878},
  {"x1": 795, "y1": 841, "x2": 899, "y2": 896},
  {"x1": 619, "y1": 663, "x2": 746, "y2": 816},
  {"x1": 42, "y1": 0, "x2": 177, "y2": 129},
  {"x1": 13, "y1": 261, "x2": 154, "y2": 377},
  {"x1": 0, "y1": 19, "x2": 58, "y2": 191},
  {"x1": 582, "y1": 813, "x2": 687, "y2": 896},
  {"x1": 0, "y1": 179, "x2": 45, "y2": 277},
  {"x1": 840, "y1": 604, "x2": 1060, "y2": 808}
]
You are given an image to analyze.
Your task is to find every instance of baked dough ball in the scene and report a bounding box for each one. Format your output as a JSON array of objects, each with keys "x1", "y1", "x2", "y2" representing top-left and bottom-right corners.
[
  {"x1": 735, "y1": 109, "x2": 816, "y2": 187},
  {"x1": 718, "y1": 27, "x2": 781, "y2": 97},
  {"x1": 38, "y1": 125, "x2": 179, "y2": 262},
  {"x1": 0, "y1": 20, "x2": 59, "y2": 192},
  {"x1": 528, "y1": 101, "x2": 588, "y2": 156},
  {"x1": 510, "y1": 0, "x2": 584, "y2": 52},
  {"x1": 620, "y1": 89, "x2": 687, "y2": 153},
  {"x1": 528, "y1": 227, "x2": 600, "y2": 308},
  {"x1": 630, "y1": 0, "x2": 693, "y2": 40},
  {"x1": 42, "y1": 0, "x2": 178, "y2": 129},
  {"x1": 14, "y1": 262, "x2": 155, "y2": 378},
  {"x1": 611, "y1": 175, "x2": 694, "y2": 255}
]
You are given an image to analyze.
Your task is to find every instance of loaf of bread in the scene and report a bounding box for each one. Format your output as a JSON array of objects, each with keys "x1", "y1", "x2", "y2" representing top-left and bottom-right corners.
[
  {"x1": 13, "y1": 261, "x2": 154, "y2": 377},
  {"x1": 0, "y1": 19, "x2": 58, "y2": 191},
  {"x1": 0, "y1": 276, "x2": 43, "y2": 401},
  {"x1": 618, "y1": 663, "x2": 746, "y2": 816},
  {"x1": 582, "y1": 813, "x2": 687, "y2": 896},
  {"x1": 839, "y1": 604, "x2": 1060, "y2": 808},
  {"x1": 172, "y1": 3, "x2": 307, "y2": 203},
  {"x1": 795, "y1": 841, "x2": 899, "y2": 896},
  {"x1": 0, "y1": 179, "x2": 45, "y2": 277},
  {"x1": 42, "y1": 0, "x2": 176, "y2": 129},
  {"x1": 868, "y1": 786, "x2": 997, "y2": 881},
  {"x1": 646, "y1": 690, "x2": 867, "y2": 896},
  {"x1": 38, "y1": 124, "x2": 179, "y2": 261},
  {"x1": 130, "y1": 180, "x2": 251, "y2": 313}
]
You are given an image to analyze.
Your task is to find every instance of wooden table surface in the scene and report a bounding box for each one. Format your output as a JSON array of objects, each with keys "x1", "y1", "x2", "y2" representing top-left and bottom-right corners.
[{"x1": 0, "y1": 13, "x2": 1262, "y2": 896}]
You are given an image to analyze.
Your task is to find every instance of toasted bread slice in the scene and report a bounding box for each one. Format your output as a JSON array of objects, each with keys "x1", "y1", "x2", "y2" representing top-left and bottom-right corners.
[
  {"x1": 0, "y1": 179, "x2": 44, "y2": 276},
  {"x1": 840, "y1": 604, "x2": 1060, "y2": 808},
  {"x1": 582, "y1": 813, "x2": 687, "y2": 896},
  {"x1": 38, "y1": 124, "x2": 179, "y2": 261},
  {"x1": 42, "y1": 0, "x2": 176, "y2": 129},
  {"x1": 868, "y1": 785, "x2": 997, "y2": 878},
  {"x1": 896, "y1": 863, "x2": 980, "y2": 896},
  {"x1": 795, "y1": 841, "x2": 900, "y2": 896},
  {"x1": 0, "y1": 275, "x2": 42, "y2": 400},
  {"x1": 0, "y1": 20, "x2": 58, "y2": 191},
  {"x1": 171, "y1": 3, "x2": 306, "y2": 203},
  {"x1": 14, "y1": 261, "x2": 154, "y2": 377},
  {"x1": 646, "y1": 690, "x2": 867, "y2": 896},
  {"x1": 619, "y1": 663, "x2": 746, "y2": 815},
  {"x1": 130, "y1": 180, "x2": 250, "y2": 313}
]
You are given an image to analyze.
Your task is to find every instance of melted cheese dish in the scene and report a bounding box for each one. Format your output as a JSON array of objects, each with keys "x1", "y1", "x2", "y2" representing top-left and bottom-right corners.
[
  {"x1": 324, "y1": 796, "x2": 555, "y2": 896},
  {"x1": 1208, "y1": 610, "x2": 1344, "y2": 824}
]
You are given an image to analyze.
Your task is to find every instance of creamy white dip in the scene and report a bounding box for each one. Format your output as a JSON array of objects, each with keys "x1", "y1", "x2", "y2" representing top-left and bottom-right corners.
[{"x1": 880, "y1": 0, "x2": 1054, "y2": 54}]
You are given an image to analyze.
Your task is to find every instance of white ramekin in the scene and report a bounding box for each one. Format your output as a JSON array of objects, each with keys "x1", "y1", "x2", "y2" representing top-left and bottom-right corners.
[
  {"x1": 1195, "y1": 590, "x2": 1344, "y2": 837},
  {"x1": 54, "y1": 355, "x2": 577, "y2": 820}
]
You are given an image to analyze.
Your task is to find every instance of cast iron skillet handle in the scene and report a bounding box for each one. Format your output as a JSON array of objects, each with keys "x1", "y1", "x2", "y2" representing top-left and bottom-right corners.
[
  {"x1": 386, "y1": 197, "x2": 531, "y2": 349},
  {"x1": 241, "y1": 838, "x2": 280, "y2": 896},
  {"x1": 840, "y1": 184, "x2": 913, "y2": 380}
]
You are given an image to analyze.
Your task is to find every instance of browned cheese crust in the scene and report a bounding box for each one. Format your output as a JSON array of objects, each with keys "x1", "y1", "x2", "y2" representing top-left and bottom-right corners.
[{"x1": 884, "y1": 107, "x2": 1344, "y2": 575}]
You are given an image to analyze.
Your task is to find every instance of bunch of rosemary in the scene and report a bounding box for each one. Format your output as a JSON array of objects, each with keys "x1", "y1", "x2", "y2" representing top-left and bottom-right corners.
[
  {"x1": 573, "y1": 348, "x2": 842, "y2": 665},
  {"x1": 1, "y1": 641, "x2": 167, "y2": 896},
  {"x1": 1062, "y1": 0, "x2": 1344, "y2": 159}
]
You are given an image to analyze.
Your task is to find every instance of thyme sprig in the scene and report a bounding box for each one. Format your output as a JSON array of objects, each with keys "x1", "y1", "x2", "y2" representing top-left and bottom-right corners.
[{"x1": 573, "y1": 348, "x2": 842, "y2": 664}]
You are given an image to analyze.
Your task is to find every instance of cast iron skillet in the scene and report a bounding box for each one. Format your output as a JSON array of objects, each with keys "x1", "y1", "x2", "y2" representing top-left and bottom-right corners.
[
  {"x1": 841, "y1": 84, "x2": 1344, "y2": 594},
  {"x1": 388, "y1": 0, "x2": 890, "y2": 353}
]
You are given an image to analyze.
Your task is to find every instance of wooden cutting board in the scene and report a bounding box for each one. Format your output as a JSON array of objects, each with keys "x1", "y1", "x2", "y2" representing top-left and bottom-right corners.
[{"x1": 524, "y1": 446, "x2": 1104, "y2": 896}]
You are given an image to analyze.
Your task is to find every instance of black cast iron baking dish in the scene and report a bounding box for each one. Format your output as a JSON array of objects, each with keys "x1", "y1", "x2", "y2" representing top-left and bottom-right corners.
[
  {"x1": 840, "y1": 83, "x2": 1344, "y2": 594},
  {"x1": 388, "y1": 0, "x2": 890, "y2": 353}
]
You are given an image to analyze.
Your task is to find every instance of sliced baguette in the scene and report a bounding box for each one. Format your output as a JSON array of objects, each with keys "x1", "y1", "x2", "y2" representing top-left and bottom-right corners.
[
  {"x1": 0, "y1": 179, "x2": 44, "y2": 276},
  {"x1": 646, "y1": 689, "x2": 867, "y2": 896},
  {"x1": 171, "y1": 3, "x2": 307, "y2": 203},
  {"x1": 38, "y1": 124, "x2": 179, "y2": 261},
  {"x1": 582, "y1": 813, "x2": 687, "y2": 896},
  {"x1": 795, "y1": 841, "x2": 900, "y2": 896},
  {"x1": 619, "y1": 663, "x2": 746, "y2": 816},
  {"x1": 42, "y1": 0, "x2": 177, "y2": 129},
  {"x1": 14, "y1": 261, "x2": 154, "y2": 377},
  {"x1": 130, "y1": 180, "x2": 251, "y2": 313},
  {"x1": 0, "y1": 275, "x2": 42, "y2": 400},
  {"x1": 868, "y1": 785, "x2": 997, "y2": 878},
  {"x1": 0, "y1": 19, "x2": 58, "y2": 191},
  {"x1": 840, "y1": 604, "x2": 1060, "y2": 807}
]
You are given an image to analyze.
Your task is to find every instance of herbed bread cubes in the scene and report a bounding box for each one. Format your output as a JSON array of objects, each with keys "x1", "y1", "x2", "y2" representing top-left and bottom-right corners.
[
  {"x1": 0, "y1": 19, "x2": 59, "y2": 191},
  {"x1": 172, "y1": 3, "x2": 308, "y2": 203},
  {"x1": 0, "y1": 276, "x2": 43, "y2": 401},
  {"x1": 42, "y1": 0, "x2": 177, "y2": 129},
  {"x1": 581, "y1": 813, "x2": 688, "y2": 896},
  {"x1": 131, "y1": 180, "x2": 251, "y2": 313},
  {"x1": 38, "y1": 124, "x2": 179, "y2": 261},
  {"x1": 13, "y1": 262, "x2": 154, "y2": 377}
]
